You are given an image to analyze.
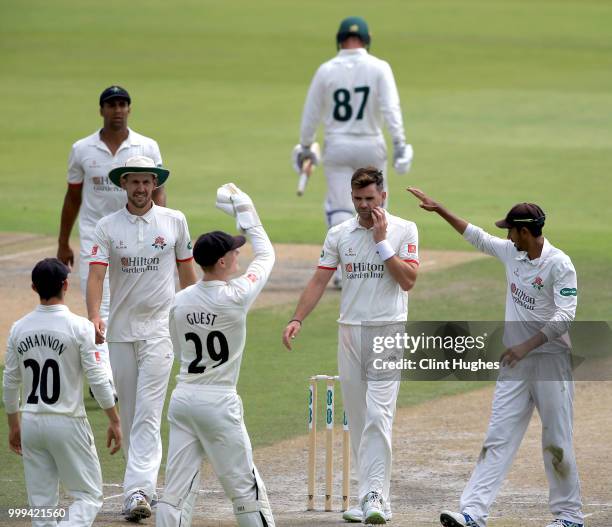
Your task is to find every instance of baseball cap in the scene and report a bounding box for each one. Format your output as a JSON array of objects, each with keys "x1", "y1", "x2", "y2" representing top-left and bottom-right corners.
[
  {"x1": 31, "y1": 258, "x2": 69, "y2": 299},
  {"x1": 108, "y1": 155, "x2": 170, "y2": 188},
  {"x1": 495, "y1": 203, "x2": 546, "y2": 229},
  {"x1": 193, "y1": 231, "x2": 246, "y2": 267},
  {"x1": 99, "y1": 85, "x2": 131, "y2": 106}
]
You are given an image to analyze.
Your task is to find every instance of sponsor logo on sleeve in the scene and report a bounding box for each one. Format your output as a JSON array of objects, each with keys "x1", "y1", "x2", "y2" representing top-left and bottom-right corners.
[
  {"x1": 247, "y1": 273, "x2": 258, "y2": 283},
  {"x1": 187, "y1": 241, "x2": 192, "y2": 250},
  {"x1": 91, "y1": 245, "x2": 98, "y2": 256},
  {"x1": 560, "y1": 287, "x2": 577, "y2": 297},
  {"x1": 320, "y1": 250, "x2": 325, "y2": 258},
  {"x1": 407, "y1": 244, "x2": 417, "y2": 254}
]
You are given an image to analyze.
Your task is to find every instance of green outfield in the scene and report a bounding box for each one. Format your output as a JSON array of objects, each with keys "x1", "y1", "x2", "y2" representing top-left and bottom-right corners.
[{"x1": 1, "y1": 0, "x2": 611, "y2": 509}]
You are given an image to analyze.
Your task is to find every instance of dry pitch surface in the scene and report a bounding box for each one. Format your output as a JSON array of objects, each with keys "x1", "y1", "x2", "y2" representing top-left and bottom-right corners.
[{"x1": 1, "y1": 233, "x2": 610, "y2": 527}]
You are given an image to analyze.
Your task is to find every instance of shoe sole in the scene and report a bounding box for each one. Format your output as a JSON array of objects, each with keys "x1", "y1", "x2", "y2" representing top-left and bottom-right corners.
[
  {"x1": 124, "y1": 506, "x2": 151, "y2": 523},
  {"x1": 440, "y1": 513, "x2": 465, "y2": 527},
  {"x1": 364, "y1": 511, "x2": 386, "y2": 525},
  {"x1": 342, "y1": 514, "x2": 362, "y2": 523}
]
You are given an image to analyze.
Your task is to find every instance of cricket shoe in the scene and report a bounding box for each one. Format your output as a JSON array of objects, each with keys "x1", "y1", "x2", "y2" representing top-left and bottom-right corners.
[
  {"x1": 545, "y1": 521, "x2": 583, "y2": 527},
  {"x1": 342, "y1": 506, "x2": 392, "y2": 522},
  {"x1": 362, "y1": 491, "x2": 386, "y2": 524},
  {"x1": 440, "y1": 510, "x2": 479, "y2": 527},
  {"x1": 123, "y1": 491, "x2": 151, "y2": 522}
]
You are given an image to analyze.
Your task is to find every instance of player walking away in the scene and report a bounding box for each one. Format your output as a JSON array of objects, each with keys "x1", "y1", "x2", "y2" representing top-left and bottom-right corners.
[
  {"x1": 283, "y1": 168, "x2": 419, "y2": 524},
  {"x1": 86, "y1": 156, "x2": 197, "y2": 522},
  {"x1": 407, "y1": 188, "x2": 584, "y2": 527},
  {"x1": 57, "y1": 85, "x2": 166, "y2": 397},
  {"x1": 3, "y1": 258, "x2": 122, "y2": 527},
  {"x1": 157, "y1": 184, "x2": 275, "y2": 527},
  {"x1": 292, "y1": 16, "x2": 413, "y2": 288}
]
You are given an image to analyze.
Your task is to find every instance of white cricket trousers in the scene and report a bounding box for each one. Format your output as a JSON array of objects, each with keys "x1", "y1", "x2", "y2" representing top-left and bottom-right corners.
[
  {"x1": 109, "y1": 337, "x2": 174, "y2": 504},
  {"x1": 79, "y1": 268, "x2": 114, "y2": 386},
  {"x1": 157, "y1": 384, "x2": 275, "y2": 527},
  {"x1": 322, "y1": 135, "x2": 387, "y2": 228},
  {"x1": 21, "y1": 413, "x2": 103, "y2": 527},
  {"x1": 461, "y1": 354, "x2": 583, "y2": 527},
  {"x1": 337, "y1": 324, "x2": 399, "y2": 506}
]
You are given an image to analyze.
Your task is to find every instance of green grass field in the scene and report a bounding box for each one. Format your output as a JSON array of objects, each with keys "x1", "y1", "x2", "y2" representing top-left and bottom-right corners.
[{"x1": 1, "y1": 0, "x2": 611, "y2": 508}]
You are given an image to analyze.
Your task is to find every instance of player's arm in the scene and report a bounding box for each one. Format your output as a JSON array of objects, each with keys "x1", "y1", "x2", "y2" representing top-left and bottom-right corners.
[
  {"x1": 57, "y1": 184, "x2": 83, "y2": 268},
  {"x1": 282, "y1": 267, "x2": 334, "y2": 350},
  {"x1": 299, "y1": 67, "x2": 325, "y2": 147},
  {"x1": 87, "y1": 262, "x2": 108, "y2": 344},
  {"x1": 177, "y1": 259, "x2": 197, "y2": 289},
  {"x1": 175, "y1": 212, "x2": 197, "y2": 289},
  {"x1": 407, "y1": 187, "x2": 511, "y2": 260},
  {"x1": 371, "y1": 208, "x2": 418, "y2": 291},
  {"x1": 3, "y1": 328, "x2": 22, "y2": 455},
  {"x1": 151, "y1": 141, "x2": 167, "y2": 207}
]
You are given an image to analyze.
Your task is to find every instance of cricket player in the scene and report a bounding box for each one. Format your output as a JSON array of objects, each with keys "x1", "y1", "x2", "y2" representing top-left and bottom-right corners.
[
  {"x1": 86, "y1": 156, "x2": 197, "y2": 521},
  {"x1": 292, "y1": 16, "x2": 413, "y2": 288},
  {"x1": 408, "y1": 188, "x2": 583, "y2": 527},
  {"x1": 157, "y1": 183, "x2": 275, "y2": 527},
  {"x1": 3, "y1": 258, "x2": 121, "y2": 527},
  {"x1": 283, "y1": 168, "x2": 419, "y2": 524},
  {"x1": 57, "y1": 85, "x2": 166, "y2": 394}
]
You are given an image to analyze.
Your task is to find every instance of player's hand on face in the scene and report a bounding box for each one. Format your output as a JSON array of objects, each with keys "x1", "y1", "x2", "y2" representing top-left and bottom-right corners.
[
  {"x1": 282, "y1": 321, "x2": 302, "y2": 351},
  {"x1": 406, "y1": 187, "x2": 440, "y2": 212},
  {"x1": 107, "y1": 422, "x2": 122, "y2": 455},
  {"x1": 8, "y1": 426, "x2": 22, "y2": 456},
  {"x1": 371, "y1": 207, "x2": 387, "y2": 243},
  {"x1": 90, "y1": 316, "x2": 106, "y2": 344},
  {"x1": 57, "y1": 244, "x2": 74, "y2": 270}
]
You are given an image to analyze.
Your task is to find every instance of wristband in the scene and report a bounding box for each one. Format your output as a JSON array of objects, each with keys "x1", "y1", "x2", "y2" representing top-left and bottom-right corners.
[
  {"x1": 289, "y1": 319, "x2": 302, "y2": 326},
  {"x1": 376, "y1": 239, "x2": 395, "y2": 261}
]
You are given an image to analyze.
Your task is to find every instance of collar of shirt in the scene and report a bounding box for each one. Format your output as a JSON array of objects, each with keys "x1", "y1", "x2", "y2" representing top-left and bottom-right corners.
[
  {"x1": 199, "y1": 280, "x2": 227, "y2": 288},
  {"x1": 122, "y1": 202, "x2": 156, "y2": 224},
  {"x1": 90, "y1": 127, "x2": 141, "y2": 153},
  {"x1": 348, "y1": 210, "x2": 389, "y2": 232},
  {"x1": 514, "y1": 238, "x2": 551, "y2": 266},
  {"x1": 36, "y1": 304, "x2": 69, "y2": 313},
  {"x1": 337, "y1": 48, "x2": 368, "y2": 58}
]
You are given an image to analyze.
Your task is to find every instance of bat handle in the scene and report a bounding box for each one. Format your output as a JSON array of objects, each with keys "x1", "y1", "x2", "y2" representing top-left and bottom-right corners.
[{"x1": 297, "y1": 159, "x2": 312, "y2": 197}]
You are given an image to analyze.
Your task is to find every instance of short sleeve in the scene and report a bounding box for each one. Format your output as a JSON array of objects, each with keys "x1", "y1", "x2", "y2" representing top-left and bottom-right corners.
[
  {"x1": 90, "y1": 220, "x2": 111, "y2": 267},
  {"x1": 318, "y1": 229, "x2": 340, "y2": 270},
  {"x1": 397, "y1": 223, "x2": 419, "y2": 265},
  {"x1": 67, "y1": 143, "x2": 84, "y2": 185},
  {"x1": 175, "y1": 213, "x2": 193, "y2": 263}
]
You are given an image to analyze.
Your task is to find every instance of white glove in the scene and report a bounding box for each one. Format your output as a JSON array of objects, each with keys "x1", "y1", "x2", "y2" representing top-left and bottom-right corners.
[
  {"x1": 292, "y1": 144, "x2": 320, "y2": 174},
  {"x1": 215, "y1": 183, "x2": 261, "y2": 231},
  {"x1": 393, "y1": 143, "x2": 414, "y2": 175}
]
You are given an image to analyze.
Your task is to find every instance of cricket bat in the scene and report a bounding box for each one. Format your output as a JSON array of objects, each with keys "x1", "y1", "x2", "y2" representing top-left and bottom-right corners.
[{"x1": 296, "y1": 142, "x2": 320, "y2": 196}]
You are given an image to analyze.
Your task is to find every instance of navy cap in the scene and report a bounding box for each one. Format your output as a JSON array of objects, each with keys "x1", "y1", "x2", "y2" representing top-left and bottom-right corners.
[
  {"x1": 193, "y1": 231, "x2": 246, "y2": 267},
  {"x1": 495, "y1": 203, "x2": 546, "y2": 229},
  {"x1": 99, "y1": 85, "x2": 131, "y2": 106},
  {"x1": 31, "y1": 258, "x2": 69, "y2": 299}
]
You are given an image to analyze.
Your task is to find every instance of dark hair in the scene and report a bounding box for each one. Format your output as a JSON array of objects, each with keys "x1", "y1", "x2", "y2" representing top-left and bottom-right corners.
[
  {"x1": 31, "y1": 258, "x2": 69, "y2": 300},
  {"x1": 351, "y1": 167, "x2": 384, "y2": 191},
  {"x1": 518, "y1": 223, "x2": 543, "y2": 237}
]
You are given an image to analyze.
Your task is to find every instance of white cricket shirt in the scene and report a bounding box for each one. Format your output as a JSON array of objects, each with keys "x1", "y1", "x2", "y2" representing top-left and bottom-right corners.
[
  {"x1": 463, "y1": 224, "x2": 577, "y2": 352},
  {"x1": 91, "y1": 204, "x2": 193, "y2": 342},
  {"x1": 67, "y1": 128, "x2": 162, "y2": 255},
  {"x1": 319, "y1": 211, "x2": 419, "y2": 325},
  {"x1": 169, "y1": 225, "x2": 274, "y2": 387},
  {"x1": 2, "y1": 305, "x2": 115, "y2": 417},
  {"x1": 300, "y1": 48, "x2": 405, "y2": 146}
]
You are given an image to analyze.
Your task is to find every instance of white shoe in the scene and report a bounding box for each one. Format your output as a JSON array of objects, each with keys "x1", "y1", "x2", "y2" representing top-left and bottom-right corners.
[
  {"x1": 440, "y1": 510, "x2": 479, "y2": 527},
  {"x1": 343, "y1": 506, "x2": 392, "y2": 523},
  {"x1": 545, "y1": 521, "x2": 583, "y2": 527},
  {"x1": 123, "y1": 491, "x2": 151, "y2": 522},
  {"x1": 362, "y1": 492, "x2": 386, "y2": 524}
]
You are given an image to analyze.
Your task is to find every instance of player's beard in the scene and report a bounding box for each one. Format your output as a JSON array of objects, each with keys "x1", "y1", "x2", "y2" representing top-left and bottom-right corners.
[{"x1": 128, "y1": 191, "x2": 152, "y2": 211}]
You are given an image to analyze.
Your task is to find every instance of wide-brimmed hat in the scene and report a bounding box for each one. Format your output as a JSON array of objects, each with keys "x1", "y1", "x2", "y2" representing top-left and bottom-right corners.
[
  {"x1": 495, "y1": 203, "x2": 546, "y2": 229},
  {"x1": 108, "y1": 156, "x2": 169, "y2": 188}
]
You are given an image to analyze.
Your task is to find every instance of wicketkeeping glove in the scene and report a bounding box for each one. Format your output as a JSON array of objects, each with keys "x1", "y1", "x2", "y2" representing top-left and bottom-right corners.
[
  {"x1": 393, "y1": 142, "x2": 414, "y2": 175},
  {"x1": 292, "y1": 144, "x2": 320, "y2": 175},
  {"x1": 215, "y1": 183, "x2": 262, "y2": 231}
]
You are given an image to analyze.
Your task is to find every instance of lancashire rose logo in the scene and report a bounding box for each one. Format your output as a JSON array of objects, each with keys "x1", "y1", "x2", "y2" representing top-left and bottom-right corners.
[
  {"x1": 91, "y1": 245, "x2": 99, "y2": 256},
  {"x1": 346, "y1": 263, "x2": 353, "y2": 273},
  {"x1": 152, "y1": 236, "x2": 167, "y2": 250},
  {"x1": 532, "y1": 276, "x2": 544, "y2": 290}
]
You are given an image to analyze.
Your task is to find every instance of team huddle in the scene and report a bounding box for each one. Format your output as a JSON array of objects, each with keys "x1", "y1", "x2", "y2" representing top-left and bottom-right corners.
[{"x1": 2, "y1": 16, "x2": 584, "y2": 527}]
